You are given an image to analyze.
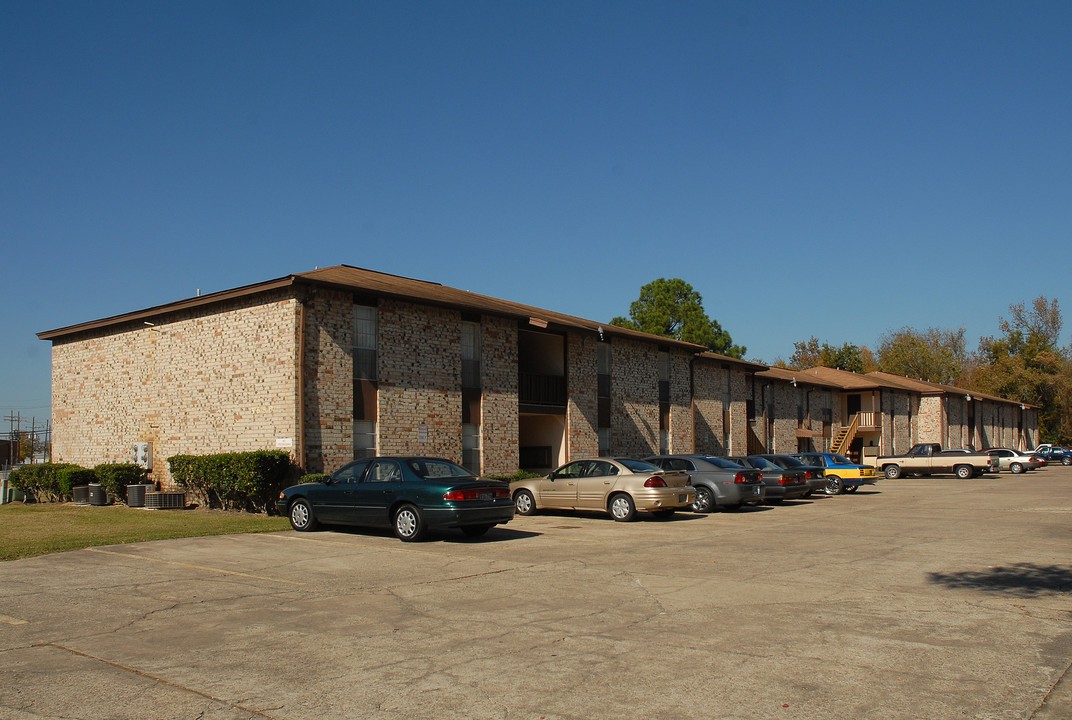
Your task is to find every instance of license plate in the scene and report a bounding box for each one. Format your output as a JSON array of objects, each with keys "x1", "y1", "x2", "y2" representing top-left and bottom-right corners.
[
  {"x1": 479, "y1": 491, "x2": 493, "y2": 501},
  {"x1": 679, "y1": 494, "x2": 688, "y2": 503},
  {"x1": 753, "y1": 486, "x2": 761, "y2": 496}
]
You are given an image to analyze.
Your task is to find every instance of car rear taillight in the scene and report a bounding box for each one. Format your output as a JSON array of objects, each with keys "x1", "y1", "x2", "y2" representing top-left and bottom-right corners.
[
  {"x1": 803, "y1": 471, "x2": 814, "y2": 480},
  {"x1": 733, "y1": 472, "x2": 748, "y2": 484},
  {"x1": 778, "y1": 476, "x2": 799, "y2": 485},
  {"x1": 644, "y1": 477, "x2": 667, "y2": 488},
  {"x1": 443, "y1": 487, "x2": 508, "y2": 501}
]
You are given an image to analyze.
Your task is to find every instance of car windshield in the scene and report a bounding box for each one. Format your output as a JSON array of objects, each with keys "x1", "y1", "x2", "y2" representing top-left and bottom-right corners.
[
  {"x1": 616, "y1": 459, "x2": 662, "y2": 472},
  {"x1": 407, "y1": 459, "x2": 474, "y2": 479},
  {"x1": 745, "y1": 457, "x2": 780, "y2": 470},
  {"x1": 700, "y1": 456, "x2": 745, "y2": 469},
  {"x1": 830, "y1": 454, "x2": 853, "y2": 464}
]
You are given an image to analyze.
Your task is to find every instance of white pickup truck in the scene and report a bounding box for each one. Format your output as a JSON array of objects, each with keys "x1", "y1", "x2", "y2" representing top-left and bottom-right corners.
[{"x1": 878, "y1": 444, "x2": 998, "y2": 479}]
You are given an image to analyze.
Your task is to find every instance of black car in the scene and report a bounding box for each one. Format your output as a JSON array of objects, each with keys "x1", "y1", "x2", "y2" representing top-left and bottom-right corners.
[
  {"x1": 728, "y1": 456, "x2": 809, "y2": 503},
  {"x1": 754, "y1": 454, "x2": 828, "y2": 497},
  {"x1": 1035, "y1": 448, "x2": 1072, "y2": 466},
  {"x1": 276, "y1": 457, "x2": 514, "y2": 542}
]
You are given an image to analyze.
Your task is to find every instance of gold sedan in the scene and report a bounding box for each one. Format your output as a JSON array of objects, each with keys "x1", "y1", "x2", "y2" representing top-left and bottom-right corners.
[{"x1": 510, "y1": 458, "x2": 696, "y2": 521}]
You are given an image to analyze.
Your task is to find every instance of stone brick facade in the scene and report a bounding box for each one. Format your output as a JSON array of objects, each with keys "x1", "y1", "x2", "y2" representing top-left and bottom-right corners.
[
  {"x1": 51, "y1": 290, "x2": 300, "y2": 487},
  {"x1": 46, "y1": 268, "x2": 1038, "y2": 491},
  {"x1": 302, "y1": 287, "x2": 354, "y2": 473},
  {"x1": 566, "y1": 333, "x2": 599, "y2": 459},
  {"x1": 480, "y1": 315, "x2": 520, "y2": 475}
]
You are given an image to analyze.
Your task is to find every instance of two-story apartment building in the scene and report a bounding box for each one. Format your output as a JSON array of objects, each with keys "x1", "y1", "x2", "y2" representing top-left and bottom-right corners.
[
  {"x1": 39, "y1": 266, "x2": 768, "y2": 484},
  {"x1": 38, "y1": 266, "x2": 1038, "y2": 485},
  {"x1": 752, "y1": 366, "x2": 1037, "y2": 464}
]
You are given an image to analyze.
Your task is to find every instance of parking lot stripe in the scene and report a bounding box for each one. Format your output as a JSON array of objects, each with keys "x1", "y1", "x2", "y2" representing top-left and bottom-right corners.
[
  {"x1": 0, "y1": 614, "x2": 28, "y2": 625},
  {"x1": 86, "y1": 547, "x2": 303, "y2": 586}
]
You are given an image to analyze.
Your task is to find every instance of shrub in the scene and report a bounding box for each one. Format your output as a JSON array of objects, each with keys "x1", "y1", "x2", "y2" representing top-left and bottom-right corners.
[
  {"x1": 8, "y1": 464, "x2": 84, "y2": 502},
  {"x1": 92, "y1": 464, "x2": 149, "y2": 503},
  {"x1": 168, "y1": 451, "x2": 296, "y2": 513},
  {"x1": 487, "y1": 469, "x2": 544, "y2": 481},
  {"x1": 299, "y1": 473, "x2": 330, "y2": 484},
  {"x1": 57, "y1": 467, "x2": 98, "y2": 497}
]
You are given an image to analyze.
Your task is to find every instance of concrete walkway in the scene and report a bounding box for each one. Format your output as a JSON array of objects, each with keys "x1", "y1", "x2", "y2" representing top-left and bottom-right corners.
[{"x1": 1, "y1": 469, "x2": 1070, "y2": 719}]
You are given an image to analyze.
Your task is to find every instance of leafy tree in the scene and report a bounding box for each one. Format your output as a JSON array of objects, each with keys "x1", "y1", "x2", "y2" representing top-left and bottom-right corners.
[
  {"x1": 611, "y1": 278, "x2": 746, "y2": 358},
  {"x1": 876, "y1": 326, "x2": 969, "y2": 384},
  {"x1": 779, "y1": 336, "x2": 874, "y2": 373},
  {"x1": 965, "y1": 297, "x2": 1071, "y2": 443}
]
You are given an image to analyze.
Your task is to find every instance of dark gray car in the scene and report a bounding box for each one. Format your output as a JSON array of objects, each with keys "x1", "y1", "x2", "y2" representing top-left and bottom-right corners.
[
  {"x1": 728, "y1": 456, "x2": 809, "y2": 503},
  {"x1": 755, "y1": 454, "x2": 827, "y2": 497},
  {"x1": 644, "y1": 455, "x2": 765, "y2": 512}
]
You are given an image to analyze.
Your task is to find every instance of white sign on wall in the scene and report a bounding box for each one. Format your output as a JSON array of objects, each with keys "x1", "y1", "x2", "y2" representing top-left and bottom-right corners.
[{"x1": 275, "y1": 438, "x2": 294, "y2": 448}]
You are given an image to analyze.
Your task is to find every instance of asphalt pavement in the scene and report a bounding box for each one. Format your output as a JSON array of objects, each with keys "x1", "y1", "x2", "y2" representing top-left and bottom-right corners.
[{"x1": 1, "y1": 467, "x2": 1070, "y2": 719}]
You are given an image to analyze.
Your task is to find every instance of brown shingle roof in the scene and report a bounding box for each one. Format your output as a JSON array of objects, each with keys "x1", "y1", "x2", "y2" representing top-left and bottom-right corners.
[
  {"x1": 38, "y1": 265, "x2": 711, "y2": 353},
  {"x1": 755, "y1": 366, "x2": 844, "y2": 388}
]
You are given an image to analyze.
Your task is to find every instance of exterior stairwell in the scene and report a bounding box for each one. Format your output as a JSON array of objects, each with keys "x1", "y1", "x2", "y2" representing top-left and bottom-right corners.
[{"x1": 831, "y1": 413, "x2": 860, "y2": 456}]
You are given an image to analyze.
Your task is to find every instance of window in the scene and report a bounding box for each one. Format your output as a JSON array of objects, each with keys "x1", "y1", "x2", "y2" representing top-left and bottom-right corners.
[
  {"x1": 353, "y1": 304, "x2": 377, "y2": 381},
  {"x1": 353, "y1": 303, "x2": 378, "y2": 460},
  {"x1": 354, "y1": 420, "x2": 376, "y2": 460},
  {"x1": 598, "y1": 427, "x2": 611, "y2": 456},
  {"x1": 597, "y1": 341, "x2": 611, "y2": 445},
  {"x1": 333, "y1": 459, "x2": 371, "y2": 483},
  {"x1": 368, "y1": 459, "x2": 402, "y2": 483},
  {"x1": 462, "y1": 423, "x2": 481, "y2": 474},
  {"x1": 462, "y1": 321, "x2": 481, "y2": 388}
]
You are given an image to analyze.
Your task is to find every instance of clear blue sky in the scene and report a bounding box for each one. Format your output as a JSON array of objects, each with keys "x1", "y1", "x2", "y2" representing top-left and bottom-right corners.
[{"x1": 3, "y1": 1, "x2": 1071, "y2": 424}]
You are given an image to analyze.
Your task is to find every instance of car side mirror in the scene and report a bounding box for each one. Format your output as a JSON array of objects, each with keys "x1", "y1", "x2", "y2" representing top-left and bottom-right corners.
[{"x1": 547, "y1": 472, "x2": 556, "y2": 481}]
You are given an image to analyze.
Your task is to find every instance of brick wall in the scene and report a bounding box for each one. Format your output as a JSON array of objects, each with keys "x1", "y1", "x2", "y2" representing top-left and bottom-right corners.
[
  {"x1": 728, "y1": 368, "x2": 749, "y2": 456},
  {"x1": 918, "y1": 396, "x2": 943, "y2": 444},
  {"x1": 691, "y1": 359, "x2": 725, "y2": 455},
  {"x1": 567, "y1": 333, "x2": 599, "y2": 458},
  {"x1": 610, "y1": 338, "x2": 659, "y2": 456},
  {"x1": 303, "y1": 287, "x2": 354, "y2": 473},
  {"x1": 481, "y1": 315, "x2": 519, "y2": 474},
  {"x1": 377, "y1": 299, "x2": 462, "y2": 461},
  {"x1": 668, "y1": 349, "x2": 693, "y2": 453},
  {"x1": 51, "y1": 290, "x2": 300, "y2": 487}
]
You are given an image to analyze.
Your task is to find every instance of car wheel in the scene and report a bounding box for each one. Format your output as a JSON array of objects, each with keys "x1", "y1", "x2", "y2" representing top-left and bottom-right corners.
[
  {"x1": 1010, "y1": 462, "x2": 1023, "y2": 474},
  {"x1": 825, "y1": 475, "x2": 843, "y2": 495},
  {"x1": 884, "y1": 465, "x2": 902, "y2": 480},
  {"x1": 955, "y1": 464, "x2": 973, "y2": 479},
  {"x1": 288, "y1": 499, "x2": 319, "y2": 532},
  {"x1": 513, "y1": 489, "x2": 537, "y2": 516},
  {"x1": 1064, "y1": 457, "x2": 1071, "y2": 466},
  {"x1": 393, "y1": 504, "x2": 427, "y2": 542},
  {"x1": 652, "y1": 509, "x2": 675, "y2": 519},
  {"x1": 692, "y1": 485, "x2": 715, "y2": 513},
  {"x1": 608, "y1": 494, "x2": 637, "y2": 522},
  {"x1": 460, "y1": 524, "x2": 493, "y2": 537}
]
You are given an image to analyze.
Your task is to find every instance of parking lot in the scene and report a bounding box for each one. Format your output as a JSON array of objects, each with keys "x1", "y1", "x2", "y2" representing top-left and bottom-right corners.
[{"x1": 1, "y1": 469, "x2": 1070, "y2": 720}]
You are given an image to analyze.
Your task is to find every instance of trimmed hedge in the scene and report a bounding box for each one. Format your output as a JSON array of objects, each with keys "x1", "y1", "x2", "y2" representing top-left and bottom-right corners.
[
  {"x1": 8, "y1": 464, "x2": 84, "y2": 503},
  {"x1": 487, "y1": 469, "x2": 544, "y2": 481},
  {"x1": 92, "y1": 463, "x2": 149, "y2": 500},
  {"x1": 299, "y1": 473, "x2": 330, "y2": 484},
  {"x1": 168, "y1": 451, "x2": 295, "y2": 513}
]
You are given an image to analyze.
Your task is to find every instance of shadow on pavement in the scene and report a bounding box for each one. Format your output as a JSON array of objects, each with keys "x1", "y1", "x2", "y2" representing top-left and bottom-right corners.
[{"x1": 928, "y1": 563, "x2": 1072, "y2": 597}]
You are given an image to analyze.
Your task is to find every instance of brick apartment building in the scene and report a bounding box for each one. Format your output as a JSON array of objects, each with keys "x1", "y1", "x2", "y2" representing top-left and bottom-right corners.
[{"x1": 38, "y1": 265, "x2": 1037, "y2": 485}]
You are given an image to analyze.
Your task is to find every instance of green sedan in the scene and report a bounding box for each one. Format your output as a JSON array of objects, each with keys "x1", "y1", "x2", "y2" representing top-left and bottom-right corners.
[{"x1": 277, "y1": 457, "x2": 514, "y2": 542}]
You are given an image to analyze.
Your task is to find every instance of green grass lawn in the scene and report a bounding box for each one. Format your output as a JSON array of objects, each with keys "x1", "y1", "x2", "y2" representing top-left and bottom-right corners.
[{"x1": 0, "y1": 503, "x2": 291, "y2": 561}]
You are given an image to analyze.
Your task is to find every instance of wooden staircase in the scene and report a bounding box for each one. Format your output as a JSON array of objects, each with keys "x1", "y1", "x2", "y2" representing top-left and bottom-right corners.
[{"x1": 831, "y1": 413, "x2": 860, "y2": 456}]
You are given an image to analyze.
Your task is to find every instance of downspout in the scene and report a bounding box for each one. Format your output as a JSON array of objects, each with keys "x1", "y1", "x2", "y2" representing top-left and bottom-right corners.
[{"x1": 296, "y1": 294, "x2": 307, "y2": 471}]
